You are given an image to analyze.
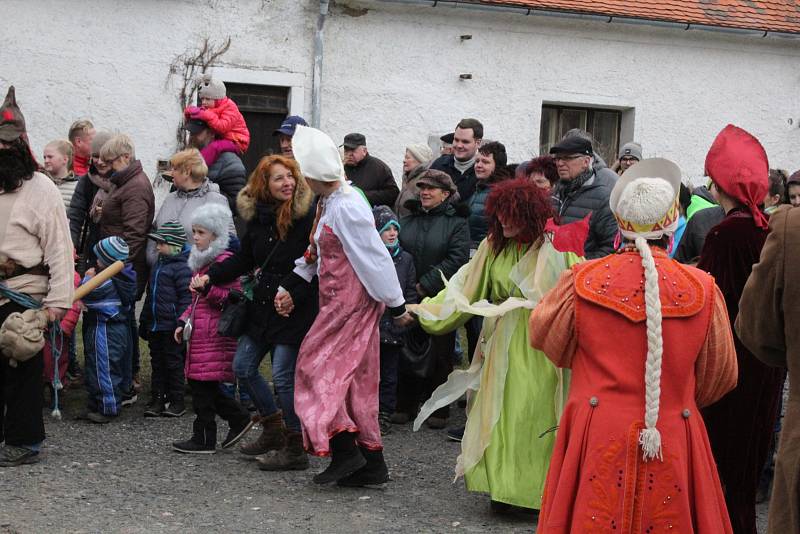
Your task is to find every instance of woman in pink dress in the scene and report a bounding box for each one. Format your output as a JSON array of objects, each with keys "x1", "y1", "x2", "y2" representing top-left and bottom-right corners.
[{"x1": 290, "y1": 126, "x2": 413, "y2": 486}]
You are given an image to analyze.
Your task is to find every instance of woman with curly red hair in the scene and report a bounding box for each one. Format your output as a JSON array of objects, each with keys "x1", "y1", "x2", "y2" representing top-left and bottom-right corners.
[{"x1": 410, "y1": 178, "x2": 585, "y2": 512}]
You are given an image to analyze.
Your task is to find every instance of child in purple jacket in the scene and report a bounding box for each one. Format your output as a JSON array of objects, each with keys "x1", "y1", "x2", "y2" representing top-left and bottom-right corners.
[{"x1": 172, "y1": 204, "x2": 253, "y2": 454}]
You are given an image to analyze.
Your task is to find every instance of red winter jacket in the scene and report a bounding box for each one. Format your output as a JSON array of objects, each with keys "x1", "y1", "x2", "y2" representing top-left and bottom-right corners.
[
  {"x1": 180, "y1": 250, "x2": 241, "y2": 382},
  {"x1": 193, "y1": 98, "x2": 250, "y2": 153}
]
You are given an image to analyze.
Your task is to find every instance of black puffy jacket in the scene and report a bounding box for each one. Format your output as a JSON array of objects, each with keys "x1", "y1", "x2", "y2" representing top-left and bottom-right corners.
[
  {"x1": 140, "y1": 249, "x2": 193, "y2": 333},
  {"x1": 207, "y1": 152, "x2": 247, "y2": 216},
  {"x1": 379, "y1": 249, "x2": 418, "y2": 345},
  {"x1": 399, "y1": 199, "x2": 470, "y2": 296},
  {"x1": 207, "y1": 183, "x2": 318, "y2": 346},
  {"x1": 553, "y1": 171, "x2": 616, "y2": 259}
]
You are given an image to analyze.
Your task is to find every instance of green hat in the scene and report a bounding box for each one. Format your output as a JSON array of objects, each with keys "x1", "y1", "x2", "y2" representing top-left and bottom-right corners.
[{"x1": 147, "y1": 220, "x2": 187, "y2": 247}]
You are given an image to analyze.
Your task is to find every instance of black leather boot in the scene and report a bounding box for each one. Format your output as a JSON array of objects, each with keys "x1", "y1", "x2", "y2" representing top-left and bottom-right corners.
[
  {"x1": 337, "y1": 447, "x2": 389, "y2": 487},
  {"x1": 312, "y1": 431, "x2": 365, "y2": 484}
]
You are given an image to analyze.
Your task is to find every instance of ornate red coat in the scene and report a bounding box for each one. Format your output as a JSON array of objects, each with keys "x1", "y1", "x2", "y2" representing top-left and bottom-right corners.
[{"x1": 530, "y1": 248, "x2": 738, "y2": 533}]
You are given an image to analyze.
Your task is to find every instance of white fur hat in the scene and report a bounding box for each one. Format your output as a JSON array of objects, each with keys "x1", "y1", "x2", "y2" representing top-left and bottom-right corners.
[
  {"x1": 197, "y1": 74, "x2": 226, "y2": 100},
  {"x1": 609, "y1": 158, "x2": 682, "y2": 240},
  {"x1": 190, "y1": 203, "x2": 232, "y2": 239},
  {"x1": 292, "y1": 125, "x2": 347, "y2": 184}
]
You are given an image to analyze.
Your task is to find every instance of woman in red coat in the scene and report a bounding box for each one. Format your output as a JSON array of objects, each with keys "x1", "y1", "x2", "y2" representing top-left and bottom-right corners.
[{"x1": 530, "y1": 158, "x2": 738, "y2": 533}]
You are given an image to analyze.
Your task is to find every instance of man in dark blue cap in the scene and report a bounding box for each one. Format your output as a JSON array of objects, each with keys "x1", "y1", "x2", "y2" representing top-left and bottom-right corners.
[
  {"x1": 274, "y1": 115, "x2": 308, "y2": 160},
  {"x1": 549, "y1": 136, "x2": 616, "y2": 259}
]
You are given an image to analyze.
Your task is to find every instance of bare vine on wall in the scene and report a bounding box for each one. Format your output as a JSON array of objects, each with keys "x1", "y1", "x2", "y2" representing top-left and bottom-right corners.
[{"x1": 166, "y1": 36, "x2": 232, "y2": 146}]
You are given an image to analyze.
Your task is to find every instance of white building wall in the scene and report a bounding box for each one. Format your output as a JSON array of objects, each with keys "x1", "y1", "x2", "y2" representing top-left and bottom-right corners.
[
  {"x1": 323, "y1": 1, "x2": 800, "y2": 179},
  {"x1": 2, "y1": 0, "x2": 798, "y2": 182}
]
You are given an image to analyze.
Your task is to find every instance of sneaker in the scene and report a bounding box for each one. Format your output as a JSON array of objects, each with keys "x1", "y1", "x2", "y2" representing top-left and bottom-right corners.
[
  {"x1": 144, "y1": 400, "x2": 166, "y2": 418},
  {"x1": 389, "y1": 412, "x2": 411, "y2": 425},
  {"x1": 446, "y1": 426, "x2": 464, "y2": 442},
  {"x1": 379, "y1": 412, "x2": 392, "y2": 436},
  {"x1": 162, "y1": 401, "x2": 186, "y2": 418},
  {"x1": 121, "y1": 389, "x2": 138, "y2": 407},
  {"x1": 221, "y1": 418, "x2": 256, "y2": 449},
  {"x1": 172, "y1": 439, "x2": 215, "y2": 454},
  {"x1": 0, "y1": 445, "x2": 40, "y2": 467}
]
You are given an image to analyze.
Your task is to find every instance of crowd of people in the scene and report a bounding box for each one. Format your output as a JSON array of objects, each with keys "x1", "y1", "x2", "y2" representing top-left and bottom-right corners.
[{"x1": 1, "y1": 76, "x2": 799, "y2": 534}]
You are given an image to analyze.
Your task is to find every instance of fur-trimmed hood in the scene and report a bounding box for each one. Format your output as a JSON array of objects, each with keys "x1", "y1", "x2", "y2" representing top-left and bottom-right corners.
[{"x1": 236, "y1": 176, "x2": 314, "y2": 223}]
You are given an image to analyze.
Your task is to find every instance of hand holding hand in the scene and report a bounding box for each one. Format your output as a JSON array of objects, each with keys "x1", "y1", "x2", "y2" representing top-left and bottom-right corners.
[
  {"x1": 393, "y1": 311, "x2": 415, "y2": 328},
  {"x1": 190, "y1": 275, "x2": 210, "y2": 292},
  {"x1": 274, "y1": 291, "x2": 294, "y2": 317}
]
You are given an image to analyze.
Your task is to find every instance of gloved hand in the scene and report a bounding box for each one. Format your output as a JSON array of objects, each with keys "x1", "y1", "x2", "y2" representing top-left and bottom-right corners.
[{"x1": 184, "y1": 105, "x2": 202, "y2": 119}]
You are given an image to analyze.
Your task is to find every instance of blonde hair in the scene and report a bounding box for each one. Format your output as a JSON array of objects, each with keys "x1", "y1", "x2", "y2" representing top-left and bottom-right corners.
[
  {"x1": 99, "y1": 134, "x2": 136, "y2": 161},
  {"x1": 68, "y1": 119, "x2": 94, "y2": 144},
  {"x1": 45, "y1": 139, "x2": 74, "y2": 170},
  {"x1": 169, "y1": 148, "x2": 208, "y2": 182}
]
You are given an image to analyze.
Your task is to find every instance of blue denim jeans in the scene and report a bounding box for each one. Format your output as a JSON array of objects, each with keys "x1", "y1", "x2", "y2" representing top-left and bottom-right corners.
[{"x1": 232, "y1": 335, "x2": 301, "y2": 432}]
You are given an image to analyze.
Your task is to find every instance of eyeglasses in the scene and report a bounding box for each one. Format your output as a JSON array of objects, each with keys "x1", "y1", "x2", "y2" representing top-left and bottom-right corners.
[
  {"x1": 620, "y1": 157, "x2": 638, "y2": 162},
  {"x1": 552, "y1": 154, "x2": 586, "y2": 162}
]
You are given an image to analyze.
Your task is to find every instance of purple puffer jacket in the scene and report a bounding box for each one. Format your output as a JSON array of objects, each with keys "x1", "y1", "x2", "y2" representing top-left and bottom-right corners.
[{"x1": 180, "y1": 250, "x2": 240, "y2": 382}]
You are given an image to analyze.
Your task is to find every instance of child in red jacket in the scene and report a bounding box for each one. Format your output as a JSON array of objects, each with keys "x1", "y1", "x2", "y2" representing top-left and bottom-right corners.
[
  {"x1": 43, "y1": 270, "x2": 81, "y2": 411},
  {"x1": 184, "y1": 74, "x2": 250, "y2": 167}
]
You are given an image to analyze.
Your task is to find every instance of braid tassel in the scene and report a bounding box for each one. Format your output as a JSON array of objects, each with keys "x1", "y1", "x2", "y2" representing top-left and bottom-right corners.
[{"x1": 635, "y1": 237, "x2": 664, "y2": 462}]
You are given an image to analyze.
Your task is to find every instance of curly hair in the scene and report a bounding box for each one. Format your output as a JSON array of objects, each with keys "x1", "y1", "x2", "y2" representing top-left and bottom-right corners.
[
  {"x1": 526, "y1": 155, "x2": 559, "y2": 186},
  {"x1": 485, "y1": 178, "x2": 554, "y2": 254},
  {"x1": 246, "y1": 154, "x2": 308, "y2": 240}
]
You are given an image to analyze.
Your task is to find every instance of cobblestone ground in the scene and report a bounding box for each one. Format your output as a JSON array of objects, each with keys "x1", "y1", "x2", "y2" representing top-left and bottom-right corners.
[{"x1": 0, "y1": 382, "x2": 770, "y2": 534}]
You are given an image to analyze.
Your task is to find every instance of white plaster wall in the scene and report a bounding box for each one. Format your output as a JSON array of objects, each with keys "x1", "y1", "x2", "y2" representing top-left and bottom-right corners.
[
  {"x1": 322, "y1": 1, "x2": 800, "y2": 180},
  {"x1": 1, "y1": 0, "x2": 316, "y2": 177},
  {"x1": 2, "y1": 0, "x2": 798, "y2": 184}
]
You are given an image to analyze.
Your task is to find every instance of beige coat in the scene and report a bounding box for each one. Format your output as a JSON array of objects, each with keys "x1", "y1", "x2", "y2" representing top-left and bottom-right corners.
[{"x1": 736, "y1": 206, "x2": 799, "y2": 534}]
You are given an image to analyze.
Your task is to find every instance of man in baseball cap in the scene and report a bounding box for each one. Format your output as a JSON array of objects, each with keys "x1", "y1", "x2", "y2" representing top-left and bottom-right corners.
[{"x1": 273, "y1": 115, "x2": 308, "y2": 159}]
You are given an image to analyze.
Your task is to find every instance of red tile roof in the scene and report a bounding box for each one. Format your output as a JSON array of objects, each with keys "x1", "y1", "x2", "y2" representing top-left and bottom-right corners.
[{"x1": 480, "y1": 1, "x2": 800, "y2": 34}]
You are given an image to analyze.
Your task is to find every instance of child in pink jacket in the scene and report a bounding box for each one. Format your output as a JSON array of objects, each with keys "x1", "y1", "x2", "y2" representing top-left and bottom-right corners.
[
  {"x1": 184, "y1": 74, "x2": 250, "y2": 167},
  {"x1": 172, "y1": 203, "x2": 253, "y2": 454}
]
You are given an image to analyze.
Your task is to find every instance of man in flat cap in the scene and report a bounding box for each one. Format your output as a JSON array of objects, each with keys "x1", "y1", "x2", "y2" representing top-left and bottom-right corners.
[
  {"x1": 341, "y1": 133, "x2": 399, "y2": 207},
  {"x1": 550, "y1": 136, "x2": 616, "y2": 258}
]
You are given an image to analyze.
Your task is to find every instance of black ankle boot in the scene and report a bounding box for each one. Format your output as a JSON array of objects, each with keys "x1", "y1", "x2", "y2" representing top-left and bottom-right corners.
[
  {"x1": 337, "y1": 447, "x2": 389, "y2": 487},
  {"x1": 312, "y1": 432, "x2": 365, "y2": 485}
]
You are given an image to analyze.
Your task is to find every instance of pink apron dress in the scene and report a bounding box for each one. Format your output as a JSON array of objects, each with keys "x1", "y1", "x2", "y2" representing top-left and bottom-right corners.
[{"x1": 294, "y1": 224, "x2": 384, "y2": 456}]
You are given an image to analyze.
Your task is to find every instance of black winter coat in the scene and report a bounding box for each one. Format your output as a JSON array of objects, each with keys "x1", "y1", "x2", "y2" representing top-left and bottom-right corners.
[
  {"x1": 208, "y1": 184, "x2": 317, "y2": 346},
  {"x1": 68, "y1": 173, "x2": 99, "y2": 249},
  {"x1": 399, "y1": 199, "x2": 470, "y2": 296},
  {"x1": 379, "y1": 249, "x2": 417, "y2": 345},
  {"x1": 344, "y1": 154, "x2": 399, "y2": 207},
  {"x1": 139, "y1": 249, "x2": 193, "y2": 334},
  {"x1": 674, "y1": 205, "x2": 725, "y2": 264},
  {"x1": 552, "y1": 171, "x2": 616, "y2": 259},
  {"x1": 207, "y1": 152, "x2": 247, "y2": 216},
  {"x1": 430, "y1": 154, "x2": 477, "y2": 202}
]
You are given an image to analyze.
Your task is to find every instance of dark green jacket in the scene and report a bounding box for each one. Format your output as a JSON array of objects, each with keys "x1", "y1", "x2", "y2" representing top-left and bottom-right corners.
[{"x1": 399, "y1": 199, "x2": 470, "y2": 295}]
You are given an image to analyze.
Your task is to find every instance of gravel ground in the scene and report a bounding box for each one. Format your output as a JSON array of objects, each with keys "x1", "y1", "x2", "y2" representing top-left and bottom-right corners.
[{"x1": 0, "y1": 393, "x2": 771, "y2": 534}]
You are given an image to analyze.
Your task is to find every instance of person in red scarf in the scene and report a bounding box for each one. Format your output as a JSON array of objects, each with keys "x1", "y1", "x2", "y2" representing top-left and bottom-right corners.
[{"x1": 697, "y1": 124, "x2": 786, "y2": 534}]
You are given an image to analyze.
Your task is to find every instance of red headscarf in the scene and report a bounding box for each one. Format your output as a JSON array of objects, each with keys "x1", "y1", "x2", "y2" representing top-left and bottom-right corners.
[{"x1": 705, "y1": 124, "x2": 769, "y2": 229}]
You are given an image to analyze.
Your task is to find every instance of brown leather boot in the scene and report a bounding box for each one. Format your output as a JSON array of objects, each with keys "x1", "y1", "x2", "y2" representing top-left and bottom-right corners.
[
  {"x1": 257, "y1": 431, "x2": 310, "y2": 471},
  {"x1": 240, "y1": 411, "x2": 286, "y2": 456}
]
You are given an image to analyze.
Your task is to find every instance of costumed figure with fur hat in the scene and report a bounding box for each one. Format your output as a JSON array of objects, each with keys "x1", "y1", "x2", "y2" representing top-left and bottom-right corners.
[
  {"x1": 410, "y1": 178, "x2": 586, "y2": 512},
  {"x1": 530, "y1": 158, "x2": 738, "y2": 533},
  {"x1": 0, "y1": 86, "x2": 74, "y2": 466},
  {"x1": 184, "y1": 74, "x2": 250, "y2": 167},
  {"x1": 697, "y1": 125, "x2": 786, "y2": 534},
  {"x1": 291, "y1": 126, "x2": 414, "y2": 487},
  {"x1": 171, "y1": 203, "x2": 255, "y2": 454},
  {"x1": 79, "y1": 237, "x2": 137, "y2": 423}
]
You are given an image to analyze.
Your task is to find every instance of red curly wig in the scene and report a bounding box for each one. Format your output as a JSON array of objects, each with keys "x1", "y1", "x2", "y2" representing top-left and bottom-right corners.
[{"x1": 485, "y1": 178, "x2": 554, "y2": 254}]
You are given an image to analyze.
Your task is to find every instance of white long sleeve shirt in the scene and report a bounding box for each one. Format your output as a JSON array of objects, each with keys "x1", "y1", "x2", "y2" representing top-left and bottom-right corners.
[{"x1": 294, "y1": 187, "x2": 405, "y2": 309}]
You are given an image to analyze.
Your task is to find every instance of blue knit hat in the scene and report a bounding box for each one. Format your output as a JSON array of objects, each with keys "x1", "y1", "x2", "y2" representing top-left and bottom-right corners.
[{"x1": 94, "y1": 236, "x2": 129, "y2": 267}]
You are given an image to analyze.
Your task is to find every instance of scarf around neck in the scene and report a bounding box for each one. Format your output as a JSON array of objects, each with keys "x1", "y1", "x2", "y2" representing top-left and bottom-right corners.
[{"x1": 454, "y1": 154, "x2": 476, "y2": 174}]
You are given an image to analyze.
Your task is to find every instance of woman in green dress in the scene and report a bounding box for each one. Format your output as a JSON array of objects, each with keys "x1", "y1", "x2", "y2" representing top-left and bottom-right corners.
[{"x1": 411, "y1": 178, "x2": 585, "y2": 511}]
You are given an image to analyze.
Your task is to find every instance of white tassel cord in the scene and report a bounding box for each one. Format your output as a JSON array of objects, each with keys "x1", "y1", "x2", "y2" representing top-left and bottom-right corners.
[{"x1": 635, "y1": 236, "x2": 664, "y2": 462}]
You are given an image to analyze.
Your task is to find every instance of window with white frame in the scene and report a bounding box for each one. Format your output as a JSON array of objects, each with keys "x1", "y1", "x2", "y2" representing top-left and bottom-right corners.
[{"x1": 539, "y1": 105, "x2": 622, "y2": 165}]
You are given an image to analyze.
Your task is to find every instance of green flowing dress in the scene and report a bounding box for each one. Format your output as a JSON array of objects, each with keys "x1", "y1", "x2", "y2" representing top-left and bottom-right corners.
[{"x1": 415, "y1": 240, "x2": 579, "y2": 509}]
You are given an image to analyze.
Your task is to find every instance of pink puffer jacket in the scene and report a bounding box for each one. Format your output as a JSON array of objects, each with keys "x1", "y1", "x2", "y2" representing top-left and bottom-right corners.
[{"x1": 180, "y1": 250, "x2": 240, "y2": 382}]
